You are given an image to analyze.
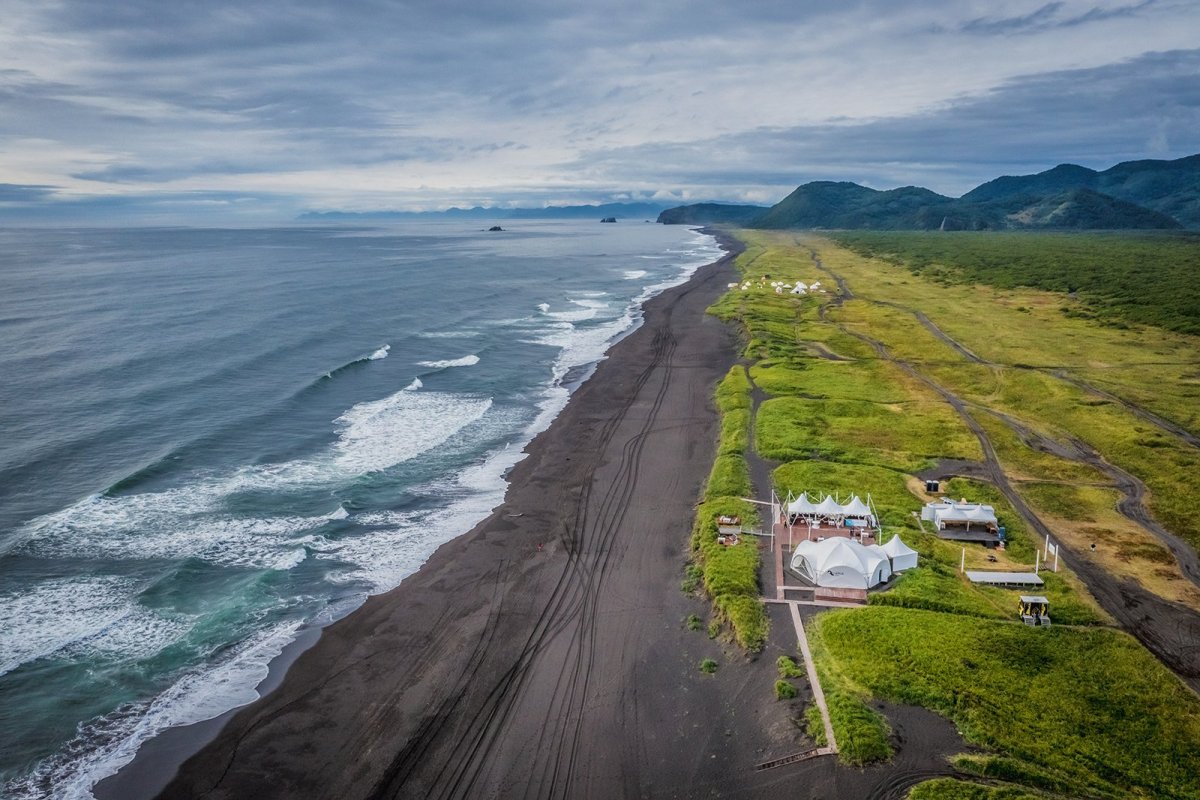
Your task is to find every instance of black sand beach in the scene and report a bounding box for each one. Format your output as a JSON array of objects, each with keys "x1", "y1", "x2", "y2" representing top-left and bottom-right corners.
[{"x1": 123, "y1": 233, "x2": 968, "y2": 800}]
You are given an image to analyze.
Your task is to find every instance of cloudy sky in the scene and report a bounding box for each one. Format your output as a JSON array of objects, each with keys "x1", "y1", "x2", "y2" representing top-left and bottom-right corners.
[{"x1": 1, "y1": 0, "x2": 1198, "y2": 220}]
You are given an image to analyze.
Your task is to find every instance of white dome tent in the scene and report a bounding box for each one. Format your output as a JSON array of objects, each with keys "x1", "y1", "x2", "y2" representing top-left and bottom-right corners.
[
  {"x1": 881, "y1": 534, "x2": 919, "y2": 572},
  {"x1": 790, "y1": 538, "x2": 891, "y2": 589}
]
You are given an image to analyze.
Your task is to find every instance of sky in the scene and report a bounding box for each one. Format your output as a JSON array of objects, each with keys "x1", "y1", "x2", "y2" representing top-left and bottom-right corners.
[{"x1": 1, "y1": 0, "x2": 1198, "y2": 221}]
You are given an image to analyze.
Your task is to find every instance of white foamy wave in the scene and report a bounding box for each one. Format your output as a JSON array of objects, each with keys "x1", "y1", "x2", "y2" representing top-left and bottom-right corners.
[
  {"x1": 545, "y1": 307, "x2": 598, "y2": 323},
  {"x1": 18, "y1": 389, "x2": 494, "y2": 570},
  {"x1": 404, "y1": 377, "x2": 423, "y2": 391},
  {"x1": 20, "y1": 496, "x2": 324, "y2": 571},
  {"x1": 0, "y1": 578, "x2": 189, "y2": 677},
  {"x1": 623, "y1": 269, "x2": 648, "y2": 279},
  {"x1": 368, "y1": 344, "x2": 390, "y2": 360},
  {"x1": 417, "y1": 330, "x2": 481, "y2": 339},
  {"x1": 333, "y1": 389, "x2": 492, "y2": 473},
  {"x1": 3, "y1": 621, "x2": 302, "y2": 800},
  {"x1": 327, "y1": 506, "x2": 350, "y2": 520},
  {"x1": 416, "y1": 354, "x2": 480, "y2": 368},
  {"x1": 537, "y1": 302, "x2": 550, "y2": 313},
  {"x1": 352, "y1": 510, "x2": 426, "y2": 527}
]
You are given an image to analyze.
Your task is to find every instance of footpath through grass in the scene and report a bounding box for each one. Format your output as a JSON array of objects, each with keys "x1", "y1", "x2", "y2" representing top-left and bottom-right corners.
[{"x1": 707, "y1": 229, "x2": 1200, "y2": 798}]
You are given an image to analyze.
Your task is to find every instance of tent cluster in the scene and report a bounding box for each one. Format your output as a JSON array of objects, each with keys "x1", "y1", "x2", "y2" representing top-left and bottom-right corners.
[
  {"x1": 726, "y1": 278, "x2": 824, "y2": 295},
  {"x1": 922, "y1": 498, "x2": 998, "y2": 531},
  {"x1": 786, "y1": 492, "x2": 875, "y2": 527},
  {"x1": 789, "y1": 534, "x2": 918, "y2": 590}
]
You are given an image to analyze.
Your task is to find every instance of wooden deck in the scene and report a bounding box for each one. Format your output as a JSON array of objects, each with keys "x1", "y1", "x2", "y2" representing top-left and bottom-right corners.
[{"x1": 772, "y1": 519, "x2": 878, "y2": 547}]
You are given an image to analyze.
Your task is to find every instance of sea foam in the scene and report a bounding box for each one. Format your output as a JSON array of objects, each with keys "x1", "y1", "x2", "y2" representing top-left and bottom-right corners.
[{"x1": 416, "y1": 354, "x2": 480, "y2": 368}]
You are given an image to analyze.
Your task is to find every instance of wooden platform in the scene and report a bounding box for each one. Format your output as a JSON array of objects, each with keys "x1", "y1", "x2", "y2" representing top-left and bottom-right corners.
[
  {"x1": 773, "y1": 520, "x2": 877, "y2": 547},
  {"x1": 814, "y1": 586, "x2": 868, "y2": 604}
]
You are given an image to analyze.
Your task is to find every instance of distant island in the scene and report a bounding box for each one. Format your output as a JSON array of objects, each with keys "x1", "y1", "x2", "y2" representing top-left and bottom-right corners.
[
  {"x1": 659, "y1": 153, "x2": 1200, "y2": 230},
  {"x1": 600, "y1": 216, "x2": 617, "y2": 223}
]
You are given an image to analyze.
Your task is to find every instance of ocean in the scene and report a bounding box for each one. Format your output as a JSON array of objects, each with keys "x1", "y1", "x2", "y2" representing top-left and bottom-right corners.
[{"x1": 0, "y1": 220, "x2": 722, "y2": 798}]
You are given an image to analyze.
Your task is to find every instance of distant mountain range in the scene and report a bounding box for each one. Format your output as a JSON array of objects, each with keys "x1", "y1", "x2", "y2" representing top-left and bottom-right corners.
[
  {"x1": 300, "y1": 202, "x2": 671, "y2": 222},
  {"x1": 658, "y1": 154, "x2": 1200, "y2": 231}
]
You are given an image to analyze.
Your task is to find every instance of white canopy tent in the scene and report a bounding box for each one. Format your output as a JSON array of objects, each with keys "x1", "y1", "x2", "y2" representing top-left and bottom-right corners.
[
  {"x1": 787, "y1": 492, "x2": 819, "y2": 517},
  {"x1": 881, "y1": 534, "x2": 919, "y2": 571},
  {"x1": 790, "y1": 538, "x2": 891, "y2": 589},
  {"x1": 815, "y1": 495, "x2": 845, "y2": 517},
  {"x1": 842, "y1": 495, "x2": 872, "y2": 518},
  {"x1": 924, "y1": 499, "x2": 998, "y2": 530}
]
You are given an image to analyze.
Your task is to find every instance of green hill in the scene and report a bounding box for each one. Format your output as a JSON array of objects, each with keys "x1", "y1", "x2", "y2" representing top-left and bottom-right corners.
[
  {"x1": 963, "y1": 153, "x2": 1200, "y2": 227},
  {"x1": 751, "y1": 182, "x2": 959, "y2": 230},
  {"x1": 656, "y1": 203, "x2": 767, "y2": 225}
]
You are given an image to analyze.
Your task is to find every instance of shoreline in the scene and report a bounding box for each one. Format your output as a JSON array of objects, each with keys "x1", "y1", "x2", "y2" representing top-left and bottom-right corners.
[{"x1": 97, "y1": 228, "x2": 744, "y2": 799}]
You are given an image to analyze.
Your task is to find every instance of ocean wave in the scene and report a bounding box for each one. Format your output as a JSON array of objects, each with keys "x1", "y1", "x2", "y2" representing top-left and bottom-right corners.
[
  {"x1": 404, "y1": 377, "x2": 423, "y2": 391},
  {"x1": 17, "y1": 390, "x2": 493, "y2": 572},
  {"x1": 0, "y1": 577, "x2": 188, "y2": 678},
  {"x1": 320, "y1": 343, "x2": 390, "y2": 380},
  {"x1": 3, "y1": 621, "x2": 302, "y2": 800},
  {"x1": 416, "y1": 354, "x2": 480, "y2": 368},
  {"x1": 416, "y1": 330, "x2": 481, "y2": 339},
  {"x1": 622, "y1": 269, "x2": 648, "y2": 279},
  {"x1": 332, "y1": 389, "x2": 491, "y2": 474}
]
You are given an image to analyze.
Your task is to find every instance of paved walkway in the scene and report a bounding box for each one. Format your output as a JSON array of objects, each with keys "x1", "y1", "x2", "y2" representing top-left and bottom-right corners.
[{"x1": 786, "y1": 602, "x2": 838, "y2": 754}]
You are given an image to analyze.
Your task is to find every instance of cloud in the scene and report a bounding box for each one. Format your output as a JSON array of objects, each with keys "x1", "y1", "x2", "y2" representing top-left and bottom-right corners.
[
  {"x1": 0, "y1": 0, "x2": 1197, "y2": 217},
  {"x1": 0, "y1": 183, "x2": 57, "y2": 202},
  {"x1": 567, "y1": 48, "x2": 1200, "y2": 197}
]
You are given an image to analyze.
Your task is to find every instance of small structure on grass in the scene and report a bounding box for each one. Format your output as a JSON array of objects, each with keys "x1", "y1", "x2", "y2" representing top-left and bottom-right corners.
[
  {"x1": 966, "y1": 571, "x2": 1044, "y2": 587},
  {"x1": 1019, "y1": 595, "x2": 1051, "y2": 626},
  {"x1": 922, "y1": 498, "x2": 1000, "y2": 545},
  {"x1": 881, "y1": 534, "x2": 919, "y2": 572}
]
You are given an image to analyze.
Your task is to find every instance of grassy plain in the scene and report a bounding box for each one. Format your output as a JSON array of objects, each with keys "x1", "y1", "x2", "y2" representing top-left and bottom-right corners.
[
  {"x1": 815, "y1": 607, "x2": 1200, "y2": 799},
  {"x1": 832, "y1": 230, "x2": 1200, "y2": 335},
  {"x1": 705, "y1": 229, "x2": 1200, "y2": 796},
  {"x1": 805, "y1": 233, "x2": 1200, "y2": 594}
]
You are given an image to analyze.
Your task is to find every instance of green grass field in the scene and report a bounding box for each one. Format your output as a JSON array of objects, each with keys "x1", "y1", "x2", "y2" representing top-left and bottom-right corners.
[
  {"x1": 830, "y1": 230, "x2": 1200, "y2": 335},
  {"x1": 815, "y1": 607, "x2": 1200, "y2": 799},
  {"x1": 703, "y1": 229, "x2": 1200, "y2": 796}
]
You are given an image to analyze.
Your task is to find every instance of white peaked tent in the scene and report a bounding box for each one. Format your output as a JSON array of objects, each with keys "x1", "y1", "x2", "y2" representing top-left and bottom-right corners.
[
  {"x1": 790, "y1": 538, "x2": 890, "y2": 589},
  {"x1": 865, "y1": 544, "x2": 893, "y2": 583},
  {"x1": 787, "y1": 492, "x2": 819, "y2": 517},
  {"x1": 965, "y1": 505, "x2": 997, "y2": 525},
  {"x1": 881, "y1": 534, "x2": 919, "y2": 572},
  {"x1": 815, "y1": 495, "x2": 844, "y2": 517},
  {"x1": 842, "y1": 495, "x2": 872, "y2": 518},
  {"x1": 790, "y1": 283, "x2": 807, "y2": 295}
]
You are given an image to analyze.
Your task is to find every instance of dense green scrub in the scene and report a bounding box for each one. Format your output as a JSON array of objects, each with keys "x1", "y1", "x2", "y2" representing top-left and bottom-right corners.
[
  {"x1": 690, "y1": 365, "x2": 767, "y2": 651},
  {"x1": 830, "y1": 230, "x2": 1200, "y2": 334}
]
